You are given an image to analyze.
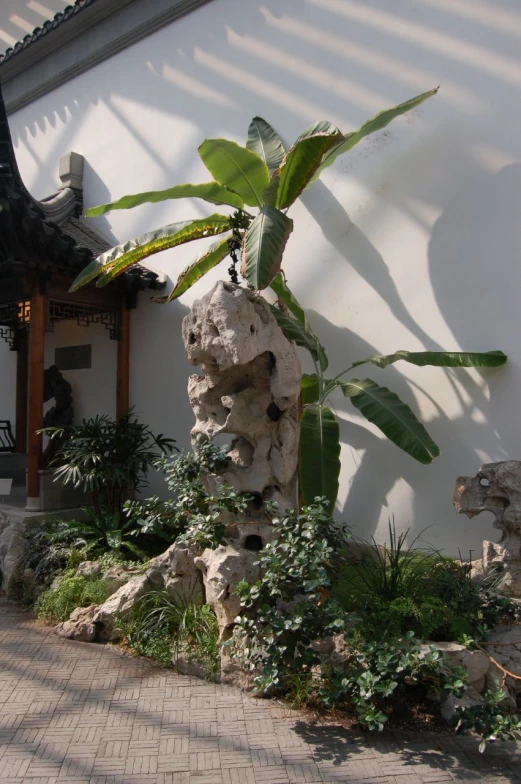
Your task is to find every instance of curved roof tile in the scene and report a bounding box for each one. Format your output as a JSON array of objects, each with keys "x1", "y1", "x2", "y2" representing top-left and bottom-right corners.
[{"x1": 0, "y1": 0, "x2": 97, "y2": 66}]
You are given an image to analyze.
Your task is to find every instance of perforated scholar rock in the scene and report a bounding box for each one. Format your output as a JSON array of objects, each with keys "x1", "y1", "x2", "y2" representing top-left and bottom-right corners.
[
  {"x1": 182, "y1": 281, "x2": 301, "y2": 512},
  {"x1": 55, "y1": 283, "x2": 302, "y2": 668}
]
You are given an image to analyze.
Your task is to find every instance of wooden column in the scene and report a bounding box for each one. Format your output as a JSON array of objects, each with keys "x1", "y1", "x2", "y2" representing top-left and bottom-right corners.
[
  {"x1": 116, "y1": 303, "x2": 130, "y2": 419},
  {"x1": 14, "y1": 329, "x2": 28, "y2": 453},
  {"x1": 26, "y1": 290, "x2": 45, "y2": 509}
]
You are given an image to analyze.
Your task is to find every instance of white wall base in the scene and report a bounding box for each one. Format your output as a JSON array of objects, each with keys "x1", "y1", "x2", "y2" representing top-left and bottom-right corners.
[{"x1": 25, "y1": 496, "x2": 41, "y2": 512}]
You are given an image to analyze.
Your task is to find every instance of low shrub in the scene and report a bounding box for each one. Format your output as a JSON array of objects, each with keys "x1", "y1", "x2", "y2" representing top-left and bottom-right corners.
[
  {"x1": 455, "y1": 689, "x2": 521, "y2": 752},
  {"x1": 127, "y1": 440, "x2": 256, "y2": 550},
  {"x1": 35, "y1": 573, "x2": 111, "y2": 623},
  {"x1": 231, "y1": 503, "x2": 520, "y2": 750},
  {"x1": 233, "y1": 498, "x2": 350, "y2": 693},
  {"x1": 331, "y1": 523, "x2": 520, "y2": 641}
]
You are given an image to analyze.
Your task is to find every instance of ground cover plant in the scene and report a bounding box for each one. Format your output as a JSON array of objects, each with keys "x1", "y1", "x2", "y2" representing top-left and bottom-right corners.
[
  {"x1": 331, "y1": 522, "x2": 521, "y2": 641},
  {"x1": 119, "y1": 590, "x2": 220, "y2": 677},
  {"x1": 35, "y1": 571, "x2": 111, "y2": 624},
  {"x1": 230, "y1": 500, "x2": 521, "y2": 750}
]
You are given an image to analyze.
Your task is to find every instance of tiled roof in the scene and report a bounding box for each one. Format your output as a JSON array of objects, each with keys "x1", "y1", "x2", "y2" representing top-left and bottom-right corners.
[
  {"x1": 0, "y1": 0, "x2": 97, "y2": 66},
  {"x1": 0, "y1": 84, "x2": 164, "y2": 291}
]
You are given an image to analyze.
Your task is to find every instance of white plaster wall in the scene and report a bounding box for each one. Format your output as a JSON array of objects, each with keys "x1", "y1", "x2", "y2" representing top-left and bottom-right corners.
[
  {"x1": 0, "y1": 340, "x2": 17, "y2": 435},
  {"x1": 4, "y1": 0, "x2": 521, "y2": 554},
  {"x1": 43, "y1": 320, "x2": 117, "y2": 424}
]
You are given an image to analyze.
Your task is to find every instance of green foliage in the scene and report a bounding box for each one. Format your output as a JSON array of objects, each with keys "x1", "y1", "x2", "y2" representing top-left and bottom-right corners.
[
  {"x1": 455, "y1": 689, "x2": 521, "y2": 753},
  {"x1": 19, "y1": 517, "x2": 87, "y2": 586},
  {"x1": 295, "y1": 341, "x2": 506, "y2": 510},
  {"x1": 42, "y1": 410, "x2": 175, "y2": 527},
  {"x1": 119, "y1": 590, "x2": 220, "y2": 677},
  {"x1": 233, "y1": 499, "x2": 350, "y2": 692},
  {"x1": 299, "y1": 405, "x2": 340, "y2": 512},
  {"x1": 246, "y1": 116, "x2": 285, "y2": 176},
  {"x1": 321, "y1": 634, "x2": 468, "y2": 731},
  {"x1": 331, "y1": 523, "x2": 521, "y2": 640},
  {"x1": 84, "y1": 181, "x2": 244, "y2": 216},
  {"x1": 154, "y1": 236, "x2": 232, "y2": 304},
  {"x1": 340, "y1": 379, "x2": 440, "y2": 465},
  {"x1": 47, "y1": 508, "x2": 148, "y2": 559},
  {"x1": 231, "y1": 508, "x2": 518, "y2": 750},
  {"x1": 76, "y1": 89, "x2": 436, "y2": 297},
  {"x1": 93, "y1": 551, "x2": 146, "y2": 572},
  {"x1": 71, "y1": 216, "x2": 233, "y2": 290},
  {"x1": 35, "y1": 573, "x2": 111, "y2": 624},
  {"x1": 241, "y1": 205, "x2": 293, "y2": 290},
  {"x1": 127, "y1": 440, "x2": 254, "y2": 551}
]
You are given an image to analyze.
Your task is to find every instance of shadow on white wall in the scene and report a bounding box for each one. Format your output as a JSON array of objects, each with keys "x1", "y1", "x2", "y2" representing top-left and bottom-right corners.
[{"x1": 7, "y1": 0, "x2": 521, "y2": 552}]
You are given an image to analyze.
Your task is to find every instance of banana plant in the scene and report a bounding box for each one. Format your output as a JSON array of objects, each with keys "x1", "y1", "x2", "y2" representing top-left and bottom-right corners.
[
  {"x1": 270, "y1": 274, "x2": 507, "y2": 512},
  {"x1": 69, "y1": 85, "x2": 507, "y2": 514},
  {"x1": 70, "y1": 88, "x2": 439, "y2": 296}
]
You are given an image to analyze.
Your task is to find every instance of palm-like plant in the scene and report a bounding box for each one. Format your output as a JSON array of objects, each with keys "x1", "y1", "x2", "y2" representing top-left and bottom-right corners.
[
  {"x1": 70, "y1": 90, "x2": 507, "y2": 512},
  {"x1": 43, "y1": 411, "x2": 176, "y2": 522}
]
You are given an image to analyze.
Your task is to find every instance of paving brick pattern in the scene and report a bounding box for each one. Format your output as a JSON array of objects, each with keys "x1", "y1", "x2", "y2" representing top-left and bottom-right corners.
[{"x1": 1, "y1": 598, "x2": 520, "y2": 783}]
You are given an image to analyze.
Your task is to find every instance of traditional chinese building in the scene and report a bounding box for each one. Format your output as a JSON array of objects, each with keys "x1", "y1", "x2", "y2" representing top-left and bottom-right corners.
[{"x1": 0, "y1": 85, "x2": 163, "y2": 510}]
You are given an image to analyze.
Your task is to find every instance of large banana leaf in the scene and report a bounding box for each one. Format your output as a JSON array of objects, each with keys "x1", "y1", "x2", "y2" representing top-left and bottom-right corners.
[
  {"x1": 271, "y1": 307, "x2": 328, "y2": 372},
  {"x1": 352, "y1": 349, "x2": 507, "y2": 370},
  {"x1": 241, "y1": 205, "x2": 293, "y2": 290},
  {"x1": 296, "y1": 120, "x2": 345, "y2": 142},
  {"x1": 69, "y1": 215, "x2": 231, "y2": 291},
  {"x1": 270, "y1": 274, "x2": 328, "y2": 371},
  {"x1": 270, "y1": 272, "x2": 306, "y2": 322},
  {"x1": 85, "y1": 182, "x2": 244, "y2": 217},
  {"x1": 246, "y1": 117, "x2": 285, "y2": 177},
  {"x1": 313, "y1": 87, "x2": 438, "y2": 182},
  {"x1": 340, "y1": 378, "x2": 439, "y2": 464},
  {"x1": 152, "y1": 235, "x2": 232, "y2": 303},
  {"x1": 301, "y1": 373, "x2": 320, "y2": 404},
  {"x1": 299, "y1": 404, "x2": 341, "y2": 512},
  {"x1": 198, "y1": 138, "x2": 269, "y2": 207},
  {"x1": 266, "y1": 129, "x2": 343, "y2": 209}
]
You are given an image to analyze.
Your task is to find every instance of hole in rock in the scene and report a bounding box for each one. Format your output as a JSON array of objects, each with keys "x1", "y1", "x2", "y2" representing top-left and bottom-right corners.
[
  {"x1": 244, "y1": 535, "x2": 264, "y2": 552},
  {"x1": 189, "y1": 332, "x2": 197, "y2": 345},
  {"x1": 208, "y1": 322, "x2": 219, "y2": 337},
  {"x1": 267, "y1": 402, "x2": 283, "y2": 422},
  {"x1": 250, "y1": 324, "x2": 256, "y2": 334},
  {"x1": 248, "y1": 491, "x2": 263, "y2": 509}
]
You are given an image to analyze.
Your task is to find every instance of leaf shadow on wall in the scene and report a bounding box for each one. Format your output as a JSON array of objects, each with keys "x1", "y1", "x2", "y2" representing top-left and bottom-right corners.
[
  {"x1": 304, "y1": 307, "x2": 507, "y2": 550},
  {"x1": 426, "y1": 161, "x2": 521, "y2": 466},
  {"x1": 300, "y1": 179, "x2": 496, "y2": 424}
]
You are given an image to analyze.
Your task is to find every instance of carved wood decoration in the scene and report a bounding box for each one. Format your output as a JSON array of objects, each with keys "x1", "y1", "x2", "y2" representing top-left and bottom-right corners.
[
  {"x1": 0, "y1": 300, "x2": 31, "y2": 349},
  {"x1": 46, "y1": 298, "x2": 120, "y2": 339}
]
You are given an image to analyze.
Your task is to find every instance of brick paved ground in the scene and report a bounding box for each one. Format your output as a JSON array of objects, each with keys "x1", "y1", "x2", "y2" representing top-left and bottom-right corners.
[{"x1": 1, "y1": 598, "x2": 520, "y2": 784}]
